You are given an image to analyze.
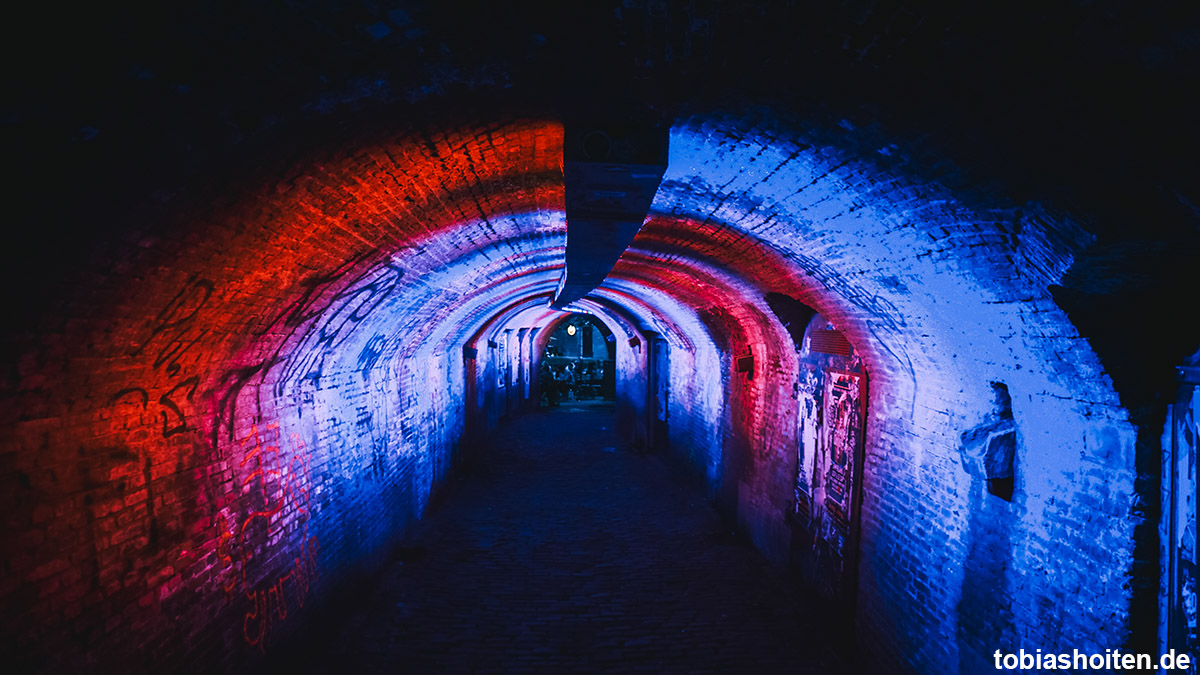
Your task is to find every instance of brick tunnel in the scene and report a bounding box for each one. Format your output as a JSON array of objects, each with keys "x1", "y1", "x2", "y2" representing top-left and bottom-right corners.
[{"x1": 2, "y1": 2, "x2": 1198, "y2": 673}]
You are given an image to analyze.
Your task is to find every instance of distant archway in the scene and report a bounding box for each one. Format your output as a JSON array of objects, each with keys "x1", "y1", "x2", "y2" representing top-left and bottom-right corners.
[{"x1": 539, "y1": 315, "x2": 616, "y2": 406}]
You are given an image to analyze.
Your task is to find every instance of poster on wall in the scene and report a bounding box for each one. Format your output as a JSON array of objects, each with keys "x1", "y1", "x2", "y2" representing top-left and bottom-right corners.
[
  {"x1": 812, "y1": 370, "x2": 864, "y2": 558},
  {"x1": 794, "y1": 368, "x2": 821, "y2": 519}
]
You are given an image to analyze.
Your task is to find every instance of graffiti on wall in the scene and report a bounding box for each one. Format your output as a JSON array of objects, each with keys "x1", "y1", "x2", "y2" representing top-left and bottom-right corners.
[
  {"x1": 273, "y1": 261, "x2": 405, "y2": 397},
  {"x1": 110, "y1": 275, "x2": 213, "y2": 446},
  {"x1": 125, "y1": 275, "x2": 214, "y2": 438},
  {"x1": 216, "y1": 423, "x2": 320, "y2": 651},
  {"x1": 98, "y1": 254, "x2": 414, "y2": 654},
  {"x1": 87, "y1": 276, "x2": 219, "y2": 596},
  {"x1": 812, "y1": 370, "x2": 864, "y2": 558}
]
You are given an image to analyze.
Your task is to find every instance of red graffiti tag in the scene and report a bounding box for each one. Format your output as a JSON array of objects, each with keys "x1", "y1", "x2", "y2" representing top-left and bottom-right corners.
[{"x1": 209, "y1": 424, "x2": 319, "y2": 651}]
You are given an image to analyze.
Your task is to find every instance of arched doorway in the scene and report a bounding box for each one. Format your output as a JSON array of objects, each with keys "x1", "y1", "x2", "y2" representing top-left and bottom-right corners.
[{"x1": 539, "y1": 315, "x2": 616, "y2": 406}]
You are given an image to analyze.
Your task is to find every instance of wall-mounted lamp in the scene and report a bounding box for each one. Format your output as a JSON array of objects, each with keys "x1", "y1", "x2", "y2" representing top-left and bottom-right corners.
[{"x1": 567, "y1": 324, "x2": 577, "y2": 336}]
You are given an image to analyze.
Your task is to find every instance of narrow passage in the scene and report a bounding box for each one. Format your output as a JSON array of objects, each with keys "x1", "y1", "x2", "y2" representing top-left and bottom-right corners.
[{"x1": 298, "y1": 402, "x2": 847, "y2": 673}]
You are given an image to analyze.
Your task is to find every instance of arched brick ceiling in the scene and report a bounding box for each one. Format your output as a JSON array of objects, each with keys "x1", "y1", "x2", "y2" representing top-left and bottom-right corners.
[
  {"x1": 0, "y1": 2, "x2": 1196, "y2": 672},
  {"x1": 6, "y1": 1, "x2": 1196, "y2": 403}
]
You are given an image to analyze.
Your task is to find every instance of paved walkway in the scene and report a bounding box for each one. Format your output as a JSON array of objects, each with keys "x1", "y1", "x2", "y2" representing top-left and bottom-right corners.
[{"x1": 295, "y1": 402, "x2": 847, "y2": 674}]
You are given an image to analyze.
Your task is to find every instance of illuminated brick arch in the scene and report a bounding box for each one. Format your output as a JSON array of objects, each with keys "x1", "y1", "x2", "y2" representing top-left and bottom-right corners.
[{"x1": 3, "y1": 111, "x2": 1143, "y2": 675}]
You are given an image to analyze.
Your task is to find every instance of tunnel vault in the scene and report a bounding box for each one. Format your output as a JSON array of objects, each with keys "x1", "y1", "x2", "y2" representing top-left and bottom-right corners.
[{"x1": 0, "y1": 103, "x2": 1174, "y2": 674}]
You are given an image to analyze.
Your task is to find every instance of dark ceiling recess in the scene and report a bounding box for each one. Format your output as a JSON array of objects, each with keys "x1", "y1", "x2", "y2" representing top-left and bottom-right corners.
[
  {"x1": 551, "y1": 112, "x2": 668, "y2": 308},
  {"x1": 765, "y1": 293, "x2": 818, "y2": 351}
]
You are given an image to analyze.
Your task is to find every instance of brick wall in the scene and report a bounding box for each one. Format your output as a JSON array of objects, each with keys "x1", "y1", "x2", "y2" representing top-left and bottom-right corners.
[
  {"x1": 0, "y1": 120, "x2": 571, "y2": 672},
  {"x1": 1, "y1": 108, "x2": 1147, "y2": 675},
  {"x1": 597, "y1": 115, "x2": 1141, "y2": 673}
]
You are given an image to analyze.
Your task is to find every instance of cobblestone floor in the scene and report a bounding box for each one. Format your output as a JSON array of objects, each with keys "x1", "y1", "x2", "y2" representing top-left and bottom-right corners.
[{"x1": 294, "y1": 402, "x2": 848, "y2": 674}]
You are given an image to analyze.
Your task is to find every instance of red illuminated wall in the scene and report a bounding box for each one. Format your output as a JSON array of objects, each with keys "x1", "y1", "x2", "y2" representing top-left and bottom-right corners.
[{"x1": 2, "y1": 121, "x2": 570, "y2": 672}]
